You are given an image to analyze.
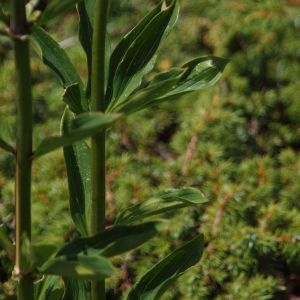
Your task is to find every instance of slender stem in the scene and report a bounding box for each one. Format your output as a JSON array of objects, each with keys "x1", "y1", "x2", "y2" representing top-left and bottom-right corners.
[
  {"x1": 11, "y1": 1, "x2": 33, "y2": 299},
  {"x1": 90, "y1": 0, "x2": 110, "y2": 299}
]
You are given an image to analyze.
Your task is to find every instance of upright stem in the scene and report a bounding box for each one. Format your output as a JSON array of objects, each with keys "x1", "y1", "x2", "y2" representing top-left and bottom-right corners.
[
  {"x1": 11, "y1": 1, "x2": 33, "y2": 299},
  {"x1": 90, "y1": 0, "x2": 110, "y2": 299}
]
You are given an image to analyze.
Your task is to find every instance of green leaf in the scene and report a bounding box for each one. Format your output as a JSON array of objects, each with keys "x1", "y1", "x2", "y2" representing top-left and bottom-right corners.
[
  {"x1": 0, "y1": 224, "x2": 14, "y2": 260},
  {"x1": 116, "y1": 187, "x2": 207, "y2": 224},
  {"x1": 56, "y1": 222, "x2": 157, "y2": 258},
  {"x1": 61, "y1": 108, "x2": 91, "y2": 236},
  {"x1": 38, "y1": 0, "x2": 81, "y2": 24},
  {"x1": 35, "y1": 275, "x2": 64, "y2": 300},
  {"x1": 33, "y1": 244, "x2": 58, "y2": 267},
  {"x1": 78, "y1": 1, "x2": 93, "y2": 99},
  {"x1": 62, "y1": 84, "x2": 87, "y2": 115},
  {"x1": 20, "y1": 234, "x2": 36, "y2": 274},
  {"x1": 113, "y1": 56, "x2": 229, "y2": 114},
  {"x1": 38, "y1": 255, "x2": 114, "y2": 280},
  {"x1": 33, "y1": 112, "x2": 119, "y2": 158},
  {"x1": 106, "y1": 0, "x2": 179, "y2": 110},
  {"x1": 62, "y1": 278, "x2": 90, "y2": 300},
  {"x1": 77, "y1": 1, "x2": 111, "y2": 100},
  {"x1": 0, "y1": 137, "x2": 15, "y2": 154},
  {"x1": 31, "y1": 26, "x2": 88, "y2": 113},
  {"x1": 127, "y1": 234, "x2": 204, "y2": 300},
  {"x1": 109, "y1": 73, "x2": 181, "y2": 114}
]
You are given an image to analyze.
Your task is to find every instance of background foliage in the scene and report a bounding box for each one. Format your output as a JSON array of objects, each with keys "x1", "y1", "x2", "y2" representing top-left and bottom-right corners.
[{"x1": 1, "y1": 0, "x2": 300, "y2": 299}]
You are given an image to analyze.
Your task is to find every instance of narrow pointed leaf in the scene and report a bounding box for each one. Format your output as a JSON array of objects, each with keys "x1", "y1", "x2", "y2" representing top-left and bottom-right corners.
[
  {"x1": 34, "y1": 243, "x2": 58, "y2": 266},
  {"x1": 110, "y1": 73, "x2": 181, "y2": 114},
  {"x1": 62, "y1": 83, "x2": 86, "y2": 114},
  {"x1": 35, "y1": 275, "x2": 64, "y2": 300},
  {"x1": 33, "y1": 112, "x2": 119, "y2": 158},
  {"x1": 78, "y1": 1, "x2": 93, "y2": 98},
  {"x1": 39, "y1": 255, "x2": 114, "y2": 280},
  {"x1": 116, "y1": 188, "x2": 207, "y2": 224},
  {"x1": 61, "y1": 108, "x2": 91, "y2": 236},
  {"x1": 62, "y1": 278, "x2": 90, "y2": 300},
  {"x1": 56, "y1": 222, "x2": 158, "y2": 258},
  {"x1": 127, "y1": 234, "x2": 204, "y2": 300},
  {"x1": 38, "y1": 0, "x2": 81, "y2": 24},
  {"x1": 114, "y1": 56, "x2": 229, "y2": 114},
  {"x1": 0, "y1": 137, "x2": 14, "y2": 154},
  {"x1": 0, "y1": 224, "x2": 14, "y2": 260},
  {"x1": 106, "y1": 0, "x2": 179, "y2": 109},
  {"x1": 32, "y1": 26, "x2": 88, "y2": 113}
]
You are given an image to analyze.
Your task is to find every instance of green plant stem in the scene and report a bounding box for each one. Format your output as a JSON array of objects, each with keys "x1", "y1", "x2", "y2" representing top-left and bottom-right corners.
[
  {"x1": 11, "y1": 1, "x2": 33, "y2": 299},
  {"x1": 90, "y1": 0, "x2": 110, "y2": 299}
]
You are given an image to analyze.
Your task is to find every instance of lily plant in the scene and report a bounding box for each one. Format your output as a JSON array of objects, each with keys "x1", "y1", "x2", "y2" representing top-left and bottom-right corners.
[{"x1": 0, "y1": 0, "x2": 228, "y2": 299}]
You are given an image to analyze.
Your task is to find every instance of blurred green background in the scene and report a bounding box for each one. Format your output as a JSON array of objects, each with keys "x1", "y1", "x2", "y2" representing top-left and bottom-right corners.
[{"x1": 1, "y1": 0, "x2": 300, "y2": 299}]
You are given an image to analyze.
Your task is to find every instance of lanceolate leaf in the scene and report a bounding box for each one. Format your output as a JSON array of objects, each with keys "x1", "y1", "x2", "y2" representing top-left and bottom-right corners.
[
  {"x1": 38, "y1": 0, "x2": 81, "y2": 24},
  {"x1": 127, "y1": 234, "x2": 204, "y2": 300},
  {"x1": 113, "y1": 56, "x2": 229, "y2": 114},
  {"x1": 56, "y1": 222, "x2": 158, "y2": 258},
  {"x1": 62, "y1": 278, "x2": 90, "y2": 300},
  {"x1": 116, "y1": 187, "x2": 207, "y2": 224},
  {"x1": 35, "y1": 275, "x2": 64, "y2": 300},
  {"x1": 62, "y1": 83, "x2": 86, "y2": 114},
  {"x1": 109, "y1": 74, "x2": 181, "y2": 114},
  {"x1": 78, "y1": 1, "x2": 93, "y2": 99},
  {"x1": 106, "y1": 0, "x2": 179, "y2": 110},
  {"x1": 39, "y1": 255, "x2": 114, "y2": 280},
  {"x1": 0, "y1": 137, "x2": 14, "y2": 154},
  {"x1": 61, "y1": 108, "x2": 91, "y2": 236},
  {"x1": 33, "y1": 112, "x2": 119, "y2": 158},
  {"x1": 32, "y1": 26, "x2": 88, "y2": 113}
]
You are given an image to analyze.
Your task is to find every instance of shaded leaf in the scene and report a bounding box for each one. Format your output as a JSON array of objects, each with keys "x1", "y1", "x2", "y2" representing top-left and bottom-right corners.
[
  {"x1": 0, "y1": 224, "x2": 14, "y2": 260},
  {"x1": 33, "y1": 112, "x2": 119, "y2": 158},
  {"x1": 61, "y1": 108, "x2": 91, "y2": 236},
  {"x1": 78, "y1": 1, "x2": 93, "y2": 99},
  {"x1": 63, "y1": 83, "x2": 87, "y2": 114},
  {"x1": 32, "y1": 26, "x2": 87, "y2": 113},
  {"x1": 39, "y1": 254, "x2": 114, "y2": 280},
  {"x1": 56, "y1": 222, "x2": 158, "y2": 258},
  {"x1": 62, "y1": 278, "x2": 90, "y2": 300},
  {"x1": 116, "y1": 187, "x2": 207, "y2": 224},
  {"x1": 106, "y1": 0, "x2": 179, "y2": 110},
  {"x1": 33, "y1": 244, "x2": 58, "y2": 267},
  {"x1": 20, "y1": 233, "x2": 36, "y2": 274},
  {"x1": 35, "y1": 275, "x2": 64, "y2": 300},
  {"x1": 114, "y1": 56, "x2": 229, "y2": 114},
  {"x1": 127, "y1": 234, "x2": 204, "y2": 300},
  {"x1": 38, "y1": 0, "x2": 81, "y2": 24},
  {"x1": 0, "y1": 137, "x2": 15, "y2": 154}
]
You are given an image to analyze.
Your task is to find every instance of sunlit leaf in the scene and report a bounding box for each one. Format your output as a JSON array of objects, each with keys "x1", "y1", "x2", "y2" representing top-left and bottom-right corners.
[
  {"x1": 127, "y1": 234, "x2": 204, "y2": 300},
  {"x1": 113, "y1": 56, "x2": 229, "y2": 114},
  {"x1": 32, "y1": 26, "x2": 88, "y2": 113},
  {"x1": 56, "y1": 222, "x2": 158, "y2": 258},
  {"x1": 106, "y1": 0, "x2": 179, "y2": 110},
  {"x1": 33, "y1": 112, "x2": 119, "y2": 158},
  {"x1": 39, "y1": 255, "x2": 114, "y2": 280},
  {"x1": 116, "y1": 187, "x2": 207, "y2": 224},
  {"x1": 61, "y1": 108, "x2": 91, "y2": 236},
  {"x1": 38, "y1": 0, "x2": 81, "y2": 24}
]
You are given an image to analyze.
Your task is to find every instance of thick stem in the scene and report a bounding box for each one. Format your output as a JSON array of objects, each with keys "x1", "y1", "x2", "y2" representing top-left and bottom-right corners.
[
  {"x1": 11, "y1": 1, "x2": 33, "y2": 299},
  {"x1": 90, "y1": 0, "x2": 110, "y2": 299}
]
